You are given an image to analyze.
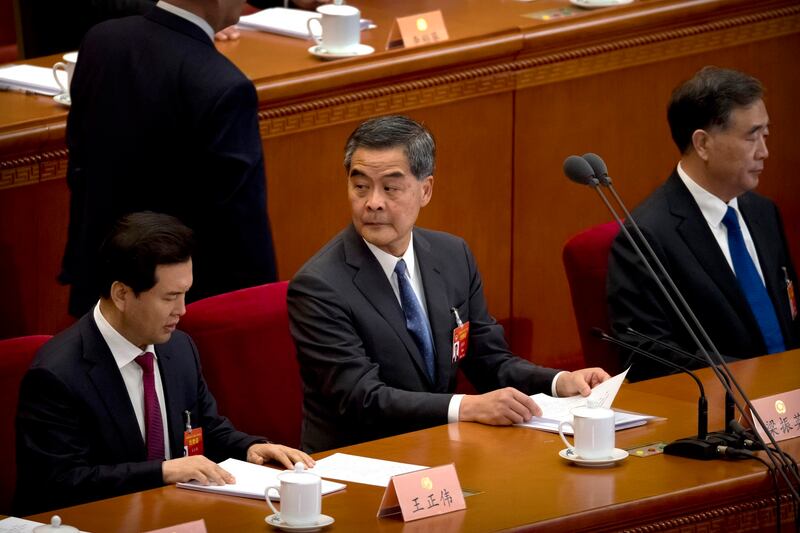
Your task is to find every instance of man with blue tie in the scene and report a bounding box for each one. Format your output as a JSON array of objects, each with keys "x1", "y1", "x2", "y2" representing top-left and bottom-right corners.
[
  {"x1": 288, "y1": 115, "x2": 609, "y2": 453},
  {"x1": 16, "y1": 212, "x2": 311, "y2": 515},
  {"x1": 608, "y1": 67, "x2": 799, "y2": 382}
]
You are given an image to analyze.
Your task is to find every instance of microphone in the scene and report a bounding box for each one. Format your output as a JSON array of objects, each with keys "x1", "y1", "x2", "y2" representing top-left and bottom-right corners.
[
  {"x1": 592, "y1": 328, "x2": 748, "y2": 460},
  {"x1": 563, "y1": 155, "x2": 599, "y2": 186},
  {"x1": 567, "y1": 154, "x2": 800, "y2": 496},
  {"x1": 625, "y1": 326, "x2": 736, "y2": 428}
]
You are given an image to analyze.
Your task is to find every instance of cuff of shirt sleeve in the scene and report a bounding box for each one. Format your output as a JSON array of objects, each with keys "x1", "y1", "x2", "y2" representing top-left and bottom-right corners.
[
  {"x1": 551, "y1": 371, "x2": 567, "y2": 397},
  {"x1": 448, "y1": 394, "x2": 465, "y2": 423}
]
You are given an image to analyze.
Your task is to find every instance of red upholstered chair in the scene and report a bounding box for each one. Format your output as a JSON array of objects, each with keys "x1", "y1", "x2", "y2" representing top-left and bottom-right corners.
[
  {"x1": 563, "y1": 222, "x2": 622, "y2": 375},
  {"x1": 0, "y1": 334, "x2": 51, "y2": 514},
  {"x1": 180, "y1": 282, "x2": 303, "y2": 448}
]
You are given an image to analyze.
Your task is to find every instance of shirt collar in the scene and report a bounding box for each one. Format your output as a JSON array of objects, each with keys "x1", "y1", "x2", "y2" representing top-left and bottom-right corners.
[
  {"x1": 363, "y1": 232, "x2": 418, "y2": 282},
  {"x1": 156, "y1": 1, "x2": 215, "y2": 42},
  {"x1": 676, "y1": 161, "x2": 740, "y2": 228},
  {"x1": 94, "y1": 302, "x2": 157, "y2": 369}
]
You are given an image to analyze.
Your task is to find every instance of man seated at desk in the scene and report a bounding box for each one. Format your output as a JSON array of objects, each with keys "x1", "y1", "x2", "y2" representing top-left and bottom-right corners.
[
  {"x1": 607, "y1": 67, "x2": 799, "y2": 382},
  {"x1": 288, "y1": 115, "x2": 610, "y2": 453},
  {"x1": 15, "y1": 212, "x2": 312, "y2": 515}
]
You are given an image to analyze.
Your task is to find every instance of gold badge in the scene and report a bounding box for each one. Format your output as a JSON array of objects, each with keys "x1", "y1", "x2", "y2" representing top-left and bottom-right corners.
[
  {"x1": 775, "y1": 400, "x2": 786, "y2": 414},
  {"x1": 421, "y1": 477, "x2": 433, "y2": 490}
]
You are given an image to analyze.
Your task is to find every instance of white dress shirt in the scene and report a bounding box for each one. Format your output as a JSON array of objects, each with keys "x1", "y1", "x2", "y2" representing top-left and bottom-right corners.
[
  {"x1": 364, "y1": 232, "x2": 563, "y2": 423},
  {"x1": 676, "y1": 163, "x2": 765, "y2": 284},
  {"x1": 94, "y1": 303, "x2": 172, "y2": 459},
  {"x1": 156, "y1": 1, "x2": 215, "y2": 42}
]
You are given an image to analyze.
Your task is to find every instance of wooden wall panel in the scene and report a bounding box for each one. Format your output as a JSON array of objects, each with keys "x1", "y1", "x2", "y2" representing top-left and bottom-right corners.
[{"x1": 512, "y1": 33, "x2": 800, "y2": 371}]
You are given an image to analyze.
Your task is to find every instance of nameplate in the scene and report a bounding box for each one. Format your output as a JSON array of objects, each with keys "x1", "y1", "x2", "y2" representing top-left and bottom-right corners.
[
  {"x1": 386, "y1": 10, "x2": 449, "y2": 50},
  {"x1": 750, "y1": 388, "x2": 800, "y2": 443},
  {"x1": 144, "y1": 519, "x2": 207, "y2": 533},
  {"x1": 377, "y1": 464, "x2": 465, "y2": 521}
]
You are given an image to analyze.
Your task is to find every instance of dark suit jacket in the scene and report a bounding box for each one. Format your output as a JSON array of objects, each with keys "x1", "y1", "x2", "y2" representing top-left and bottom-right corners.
[
  {"x1": 61, "y1": 7, "x2": 276, "y2": 317},
  {"x1": 288, "y1": 225, "x2": 559, "y2": 453},
  {"x1": 607, "y1": 170, "x2": 799, "y2": 382},
  {"x1": 14, "y1": 313, "x2": 264, "y2": 515},
  {"x1": 17, "y1": 0, "x2": 285, "y2": 58}
]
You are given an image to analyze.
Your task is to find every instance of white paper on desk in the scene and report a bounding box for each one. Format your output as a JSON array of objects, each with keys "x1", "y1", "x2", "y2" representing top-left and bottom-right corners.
[
  {"x1": 237, "y1": 8, "x2": 373, "y2": 39},
  {"x1": 0, "y1": 516, "x2": 90, "y2": 533},
  {"x1": 0, "y1": 65, "x2": 65, "y2": 96},
  {"x1": 309, "y1": 452, "x2": 427, "y2": 487},
  {"x1": 515, "y1": 367, "x2": 654, "y2": 433},
  {"x1": 176, "y1": 458, "x2": 345, "y2": 499}
]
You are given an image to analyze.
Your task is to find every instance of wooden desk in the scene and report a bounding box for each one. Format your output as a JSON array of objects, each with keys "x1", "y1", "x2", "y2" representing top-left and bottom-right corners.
[
  {"x1": 25, "y1": 351, "x2": 800, "y2": 532},
  {"x1": 1, "y1": 1, "x2": 799, "y2": 373}
]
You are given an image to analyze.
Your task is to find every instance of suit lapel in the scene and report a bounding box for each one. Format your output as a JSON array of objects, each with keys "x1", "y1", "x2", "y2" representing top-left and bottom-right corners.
[
  {"x1": 414, "y1": 231, "x2": 455, "y2": 391},
  {"x1": 154, "y1": 341, "x2": 185, "y2": 458},
  {"x1": 344, "y1": 226, "x2": 433, "y2": 385},
  {"x1": 665, "y1": 173, "x2": 760, "y2": 333},
  {"x1": 81, "y1": 316, "x2": 146, "y2": 459}
]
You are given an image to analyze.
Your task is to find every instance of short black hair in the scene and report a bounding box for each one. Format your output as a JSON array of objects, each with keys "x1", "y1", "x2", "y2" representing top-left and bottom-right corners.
[
  {"x1": 98, "y1": 211, "x2": 194, "y2": 298},
  {"x1": 343, "y1": 115, "x2": 436, "y2": 180},
  {"x1": 667, "y1": 66, "x2": 763, "y2": 154}
]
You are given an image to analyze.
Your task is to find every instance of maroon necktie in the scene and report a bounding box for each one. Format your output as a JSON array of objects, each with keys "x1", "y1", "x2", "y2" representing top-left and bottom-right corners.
[{"x1": 135, "y1": 352, "x2": 165, "y2": 461}]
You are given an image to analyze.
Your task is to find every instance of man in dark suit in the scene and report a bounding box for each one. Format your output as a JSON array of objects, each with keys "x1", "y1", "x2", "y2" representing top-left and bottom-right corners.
[
  {"x1": 61, "y1": 0, "x2": 278, "y2": 318},
  {"x1": 16, "y1": 212, "x2": 311, "y2": 515},
  {"x1": 608, "y1": 67, "x2": 799, "y2": 382},
  {"x1": 17, "y1": 0, "x2": 327, "y2": 58},
  {"x1": 288, "y1": 115, "x2": 610, "y2": 453}
]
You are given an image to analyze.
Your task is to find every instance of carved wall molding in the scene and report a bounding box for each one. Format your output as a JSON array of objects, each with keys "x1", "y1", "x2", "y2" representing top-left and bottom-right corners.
[
  {"x1": 0, "y1": 149, "x2": 68, "y2": 190},
  {"x1": 621, "y1": 493, "x2": 797, "y2": 532}
]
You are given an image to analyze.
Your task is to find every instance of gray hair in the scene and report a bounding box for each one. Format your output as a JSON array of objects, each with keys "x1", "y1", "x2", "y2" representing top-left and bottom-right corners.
[{"x1": 343, "y1": 115, "x2": 436, "y2": 180}]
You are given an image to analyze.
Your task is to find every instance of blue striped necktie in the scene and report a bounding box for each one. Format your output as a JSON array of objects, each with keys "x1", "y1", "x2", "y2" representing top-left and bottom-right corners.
[
  {"x1": 395, "y1": 259, "x2": 435, "y2": 380},
  {"x1": 721, "y1": 206, "x2": 785, "y2": 353}
]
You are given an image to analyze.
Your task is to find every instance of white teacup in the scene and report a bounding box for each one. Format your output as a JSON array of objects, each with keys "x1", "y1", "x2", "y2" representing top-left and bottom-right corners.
[
  {"x1": 307, "y1": 4, "x2": 361, "y2": 53},
  {"x1": 52, "y1": 51, "x2": 78, "y2": 96},
  {"x1": 265, "y1": 463, "x2": 321, "y2": 526},
  {"x1": 558, "y1": 404, "x2": 615, "y2": 459}
]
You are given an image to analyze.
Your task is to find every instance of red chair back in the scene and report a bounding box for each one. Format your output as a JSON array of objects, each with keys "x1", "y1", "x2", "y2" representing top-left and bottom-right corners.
[
  {"x1": 180, "y1": 282, "x2": 302, "y2": 448},
  {"x1": 563, "y1": 222, "x2": 621, "y2": 374},
  {"x1": 0, "y1": 334, "x2": 51, "y2": 514}
]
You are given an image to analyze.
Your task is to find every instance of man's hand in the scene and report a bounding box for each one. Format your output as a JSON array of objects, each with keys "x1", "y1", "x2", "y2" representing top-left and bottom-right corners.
[
  {"x1": 162, "y1": 455, "x2": 235, "y2": 485},
  {"x1": 555, "y1": 368, "x2": 610, "y2": 397},
  {"x1": 247, "y1": 443, "x2": 315, "y2": 470},
  {"x1": 459, "y1": 387, "x2": 542, "y2": 425},
  {"x1": 215, "y1": 25, "x2": 241, "y2": 41}
]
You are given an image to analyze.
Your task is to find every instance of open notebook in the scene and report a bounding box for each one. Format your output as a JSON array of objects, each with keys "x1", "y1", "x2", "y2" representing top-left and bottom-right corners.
[{"x1": 177, "y1": 458, "x2": 346, "y2": 500}]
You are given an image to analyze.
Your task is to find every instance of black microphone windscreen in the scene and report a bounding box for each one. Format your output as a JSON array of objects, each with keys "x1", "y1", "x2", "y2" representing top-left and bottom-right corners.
[
  {"x1": 563, "y1": 155, "x2": 596, "y2": 185},
  {"x1": 582, "y1": 153, "x2": 608, "y2": 180}
]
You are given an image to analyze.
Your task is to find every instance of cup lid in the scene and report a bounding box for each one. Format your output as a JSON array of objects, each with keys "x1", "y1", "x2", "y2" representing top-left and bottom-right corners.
[
  {"x1": 278, "y1": 462, "x2": 320, "y2": 484},
  {"x1": 570, "y1": 404, "x2": 614, "y2": 419}
]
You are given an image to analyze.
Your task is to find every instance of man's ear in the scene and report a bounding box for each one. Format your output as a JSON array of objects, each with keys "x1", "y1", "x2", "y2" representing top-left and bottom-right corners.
[
  {"x1": 109, "y1": 281, "x2": 131, "y2": 312},
  {"x1": 691, "y1": 129, "x2": 712, "y2": 162},
  {"x1": 420, "y1": 176, "x2": 434, "y2": 207}
]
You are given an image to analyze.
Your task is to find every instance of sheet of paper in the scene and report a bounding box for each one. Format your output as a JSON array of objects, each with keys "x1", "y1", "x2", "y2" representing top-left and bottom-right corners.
[
  {"x1": 515, "y1": 367, "x2": 655, "y2": 432},
  {"x1": 310, "y1": 453, "x2": 427, "y2": 487},
  {"x1": 237, "y1": 8, "x2": 374, "y2": 39},
  {"x1": 176, "y1": 458, "x2": 345, "y2": 499},
  {"x1": 0, "y1": 517, "x2": 89, "y2": 533},
  {"x1": 0, "y1": 65, "x2": 66, "y2": 96}
]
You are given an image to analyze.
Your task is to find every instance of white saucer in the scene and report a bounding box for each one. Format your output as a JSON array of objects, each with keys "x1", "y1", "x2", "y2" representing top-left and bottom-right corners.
[
  {"x1": 308, "y1": 44, "x2": 374, "y2": 60},
  {"x1": 53, "y1": 93, "x2": 71, "y2": 107},
  {"x1": 559, "y1": 447, "x2": 629, "y2": 467},
  {"x1": 265, "y1": 514, "x2": 334, "y2": 532},
  {"x1": 570, "y1": 0, "x2": 634, "y2": 8}
]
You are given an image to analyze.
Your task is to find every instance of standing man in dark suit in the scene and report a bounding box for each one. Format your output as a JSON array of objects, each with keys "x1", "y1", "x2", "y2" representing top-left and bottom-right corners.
[
  {"x1": 61, "y1": 0, "x2": 278, "y2": 318},
  {"x1": 607, "y1": 67, "x2": 799, "y2": 382},
  {"x1": 288, "y1": 115, "x2": 610, "y2": 453},
  {"x1": 16, "y1": 212, "x2": 311, "y2": 515}
]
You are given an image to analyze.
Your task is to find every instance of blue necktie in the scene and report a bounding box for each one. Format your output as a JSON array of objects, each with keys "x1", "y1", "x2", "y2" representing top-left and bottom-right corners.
[
  {"x1": 721, "y1": 206, "x2": 785, "y2": 353},
  {"x1": 395, "y1": 259, "x2": 435, "y2": 380}
]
